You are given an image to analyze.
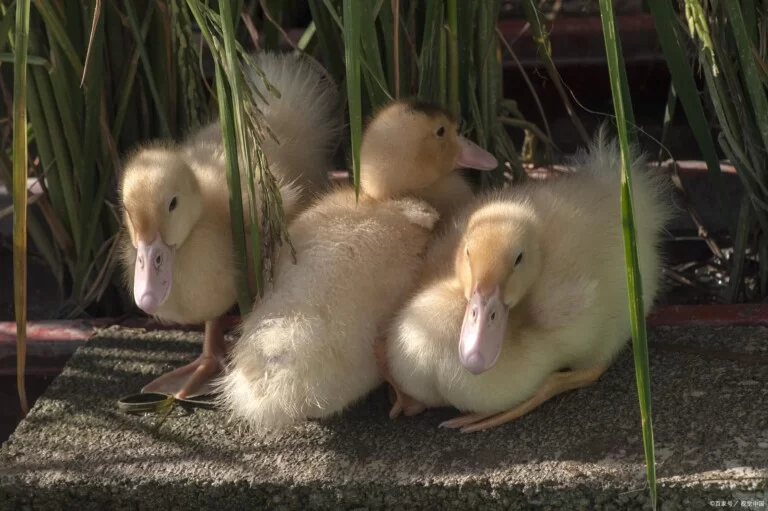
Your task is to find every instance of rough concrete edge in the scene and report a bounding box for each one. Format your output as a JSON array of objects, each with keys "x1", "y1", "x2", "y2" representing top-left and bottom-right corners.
[{"x1": 1, "y1": 477, "x2": 765, "y2": 511}]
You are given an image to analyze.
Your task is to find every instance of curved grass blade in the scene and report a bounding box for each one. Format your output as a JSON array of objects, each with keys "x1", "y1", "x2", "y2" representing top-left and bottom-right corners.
[
  {"x1": 12, "y1": 0, "x2": 31, "y2": 415},
  {"x1": 598, "y1": 0, "x2": 657, "y2": 508},
  {"x1": 342, "y1": 0, "x2": 362, "y2": 198}
]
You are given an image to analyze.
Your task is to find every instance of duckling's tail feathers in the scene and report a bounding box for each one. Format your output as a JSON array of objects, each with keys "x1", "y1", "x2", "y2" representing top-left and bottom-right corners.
[
  {"x1": 217, "y1": 312, "x2": 378, "y2": 435},
  {"x1": 247, "y1": 51, "x2": 344, "y2": 191},
  {"x1": 569, "y1": 123, "x2": 678, "y2": 232}
]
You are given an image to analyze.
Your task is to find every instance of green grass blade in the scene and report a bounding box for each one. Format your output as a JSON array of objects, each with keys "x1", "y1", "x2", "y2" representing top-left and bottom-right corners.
[
  {"x1": 12, "y1": 0, "x2": 31, "y2": 415},
  {"x1": 122, "y1": 0, "x2": 172, "y2": 138},
  {"x1": 307, "y1": 0, "x2": 345, "y2": 82},
  {"x1": 219, "y1": 0, "x2": 263, "y2": 298},
  {"x1": 417, "y1": 0, "x2": 443, "y2": 102},
  {"x1": 24, "y1": 61, "x2": 67, "y2": 230},
  {"x1": 0, "y1": 1, "x2": 17, "y2": 53},
  {"x1": 359, "y1": 4, "x2": 391, "y2": 108},
  {"x1": 260, "y1": 0, "x2": 283, "y2": 51},
  {"x1": 217, "y1": 64, "x2": 252, "y2": 314},
  {"x1": 646, "y1": 0, "x2": 730, "y2": 226},
  {"x1": 0, "y1": 52, "x2": 49, "y2": 67},
  {"x1": 725, "y1": 1, "x2": 768, "y2": 153},
  {"x1": 30, "y1": 0, "x2": 83, "y2": 76},
  {"x1": 296, "y1": 20, "x2": 316, "y2": 51},
  {"x1": 598, "y1": 0, "x2": 657, "y2": 509},
  {"x1": 112, "y1": 1, "x2": 157, "y2": 143},
  {"x1": 0, "y1": 154, "x2": 60, "y2": 284},
  {"x1": 476, "y1": 0, "x2": 500, "y2": 151},
  {"x1": 446, "y1": 0, "x2": 459, "y2": 118},
  {"x1": 455, "y1": 0, "x2": 477, "y2": 120},
  {"x1": 186, "y1": 0, "x2": 253, "y2": 313},
  {"x1": 30, "y1": 65, "x2": 81, "y2": 252},
  {"x1": 342, "y1": 0, "x2": 362, "y2": 199}
]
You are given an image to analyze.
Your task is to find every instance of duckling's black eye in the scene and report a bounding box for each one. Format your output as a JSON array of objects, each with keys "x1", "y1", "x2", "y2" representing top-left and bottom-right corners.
[
  {"x1": 436, "y1": 126, "x2": 445, "y2": 137},
  {"x1": 515, "y1": 252, "x2": 524, "y2": 266},
  {"x1": 169, "y1": 196, "x2": 178, "y2": 212}
]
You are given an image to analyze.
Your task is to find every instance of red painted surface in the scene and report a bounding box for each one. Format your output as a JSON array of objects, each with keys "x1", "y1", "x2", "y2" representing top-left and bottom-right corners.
[{"x1": 647, "y1": 304, "x2": 768, "y2": 327}]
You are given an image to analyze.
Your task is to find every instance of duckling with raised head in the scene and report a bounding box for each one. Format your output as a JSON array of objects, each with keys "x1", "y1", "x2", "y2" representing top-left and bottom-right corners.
[
  {"x1": 118, "y1": 51, "x2": 342, "y2": 399},
  {"x1": 217, "y1": 98, "x2": 498, "y2": 433},
  {"x1": 380, "y1": 127, "x2": 673, "y2": 432}
]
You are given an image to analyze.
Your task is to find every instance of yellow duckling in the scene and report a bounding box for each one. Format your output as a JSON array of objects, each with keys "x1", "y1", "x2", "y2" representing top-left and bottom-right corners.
[
  {"x1": 380, "y1": 127, "x2": 673, "y2": 432},
  {"x1": 217, "y1": 98, "x2": 498, "y2": 433},
  {"x1": 118, "y1": 51, "x2": 342, "y2": 399}
]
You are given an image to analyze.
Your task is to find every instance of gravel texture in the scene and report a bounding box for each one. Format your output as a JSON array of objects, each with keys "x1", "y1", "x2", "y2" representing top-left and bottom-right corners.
[{"x1": 1, "y1": 324, "x2": 766, "y2": 510}]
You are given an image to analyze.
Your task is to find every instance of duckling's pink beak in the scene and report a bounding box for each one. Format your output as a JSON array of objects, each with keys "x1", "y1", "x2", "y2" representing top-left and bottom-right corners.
[
  {"x1": 133, "y1": 234, "x2": 174, "y2": 315},
  {"x1": 455, "y1": 135, "x2": 498, "y2": 171},
  {"x1": 459, "y1": 285, "x2": 509, "y2": 375}
]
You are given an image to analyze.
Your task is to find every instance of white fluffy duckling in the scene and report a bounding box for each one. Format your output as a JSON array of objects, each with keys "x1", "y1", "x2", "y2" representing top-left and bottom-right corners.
[
  {"x1": 217, "y1": 98, "x2": 498, "y2": 433},
  {"x1": 118, "y1": 51, "x2": 342, "y2": 398},
  {"x1": 380, "y1": 127, "x2": 673, "y2": 432}
]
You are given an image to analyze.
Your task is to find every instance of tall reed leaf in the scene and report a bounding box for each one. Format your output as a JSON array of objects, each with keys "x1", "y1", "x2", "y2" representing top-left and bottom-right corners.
[
  {"x1": 12, "y1": 0, "x2": 31, "y2": 415},
  {"x1": 598, "y1": 0, "x2": 657, "y2": 508},
  {"x1": 342, "y1": 0, "x2": 362, "y2": 198}
]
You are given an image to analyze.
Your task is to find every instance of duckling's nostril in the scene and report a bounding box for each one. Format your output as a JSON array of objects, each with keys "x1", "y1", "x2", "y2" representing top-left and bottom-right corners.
[
  {"x1": 154, "y1": 254, "x2": 163, "y2": 268},
  {"x1": 472, "y1": 308, "x2": 478, "y2": 320},
  {"x1": 490, "y1": 311, "x2": 496, "y2": 321}
]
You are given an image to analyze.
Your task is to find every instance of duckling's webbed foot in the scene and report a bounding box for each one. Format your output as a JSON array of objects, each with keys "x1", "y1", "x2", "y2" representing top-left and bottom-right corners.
[
  {"x1": 441, "y1": 365, "x2": 608, "y2": 433},
  {"x1": 374, "y1": 334, "x2": 427, "y2": 419},
  {"x1": 388, "y1": 384, "x2": 427, "y2": 419},
  {"x1": 142, "y1": 318, "x2": 228, "y2": 399}
]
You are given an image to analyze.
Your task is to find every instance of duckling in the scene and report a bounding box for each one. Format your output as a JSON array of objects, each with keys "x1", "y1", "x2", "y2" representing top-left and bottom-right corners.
[
  {"x1": 118, "y1": 51, "x2": 342, "y2": 399},
  {"x1": 380, "y1": 127, "x2": 673, "y2": 432},
  {"x1": 217, "y1": 98, "x2": 498, "y2": 433}
]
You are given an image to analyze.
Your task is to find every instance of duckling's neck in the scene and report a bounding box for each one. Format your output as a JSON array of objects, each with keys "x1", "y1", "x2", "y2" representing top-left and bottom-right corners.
[
  {"x1": 359, "y1": 162, "x2": 472, "y2": 218},
  {"x1": 411, "y1": 173, "x2": 474, "y2": 218}
]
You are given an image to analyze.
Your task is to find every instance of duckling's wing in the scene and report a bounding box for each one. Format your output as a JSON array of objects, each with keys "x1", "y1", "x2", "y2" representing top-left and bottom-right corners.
[{"x1": 527, "y1": 275, "x2": 597, "y2": 329}]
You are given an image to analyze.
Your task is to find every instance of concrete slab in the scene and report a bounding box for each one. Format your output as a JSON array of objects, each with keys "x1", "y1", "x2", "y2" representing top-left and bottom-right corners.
[{"x1": 1, "y1": 324, "x2": 766, "y2": 510}]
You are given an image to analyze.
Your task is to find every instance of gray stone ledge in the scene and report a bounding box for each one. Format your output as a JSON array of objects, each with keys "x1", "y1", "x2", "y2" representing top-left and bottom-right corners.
[{"x1": 1, "y1": 325, "x2": 766, "y2": 510}]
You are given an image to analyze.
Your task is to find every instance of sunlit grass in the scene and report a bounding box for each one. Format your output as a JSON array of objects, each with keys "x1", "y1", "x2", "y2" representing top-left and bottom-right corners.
[{"x1": 598, "y1": 0, "x2": 656, "y2": 508}]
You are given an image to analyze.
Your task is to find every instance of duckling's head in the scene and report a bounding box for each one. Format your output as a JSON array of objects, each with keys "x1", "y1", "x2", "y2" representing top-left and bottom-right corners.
[
  {"x1": 119, "y1": 145, "x2": 203, "y2": 315},
  {"x1": 455, "y1": 202, "x2": 541, "y2": 375},
  {"x1": 359, "y1": 98, "x2": 498, "y2": 199}
]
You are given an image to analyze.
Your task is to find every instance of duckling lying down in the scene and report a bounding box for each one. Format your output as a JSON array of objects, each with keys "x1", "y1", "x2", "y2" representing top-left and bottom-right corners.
[
  {"x1": 217, "y1": 99, "x2": 498, "y2": 433},
  {"x1": 119, "y1": 51, "x2": 342, "y2": 398},
  {"x1": 379, "y1": 127, "x2": 673, "y2": 432}
]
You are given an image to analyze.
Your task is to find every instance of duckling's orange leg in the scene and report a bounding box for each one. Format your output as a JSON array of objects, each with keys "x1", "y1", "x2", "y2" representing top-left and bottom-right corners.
[
  {"x1": 441, "y1": 365, "x2": 607, "y2": 433},
  {"x1": 374, "y1": 335, "x2": 427, "y2": 419},
  {"x1": 142, "y1": 318, "x2": 227, "y2": 399}
]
